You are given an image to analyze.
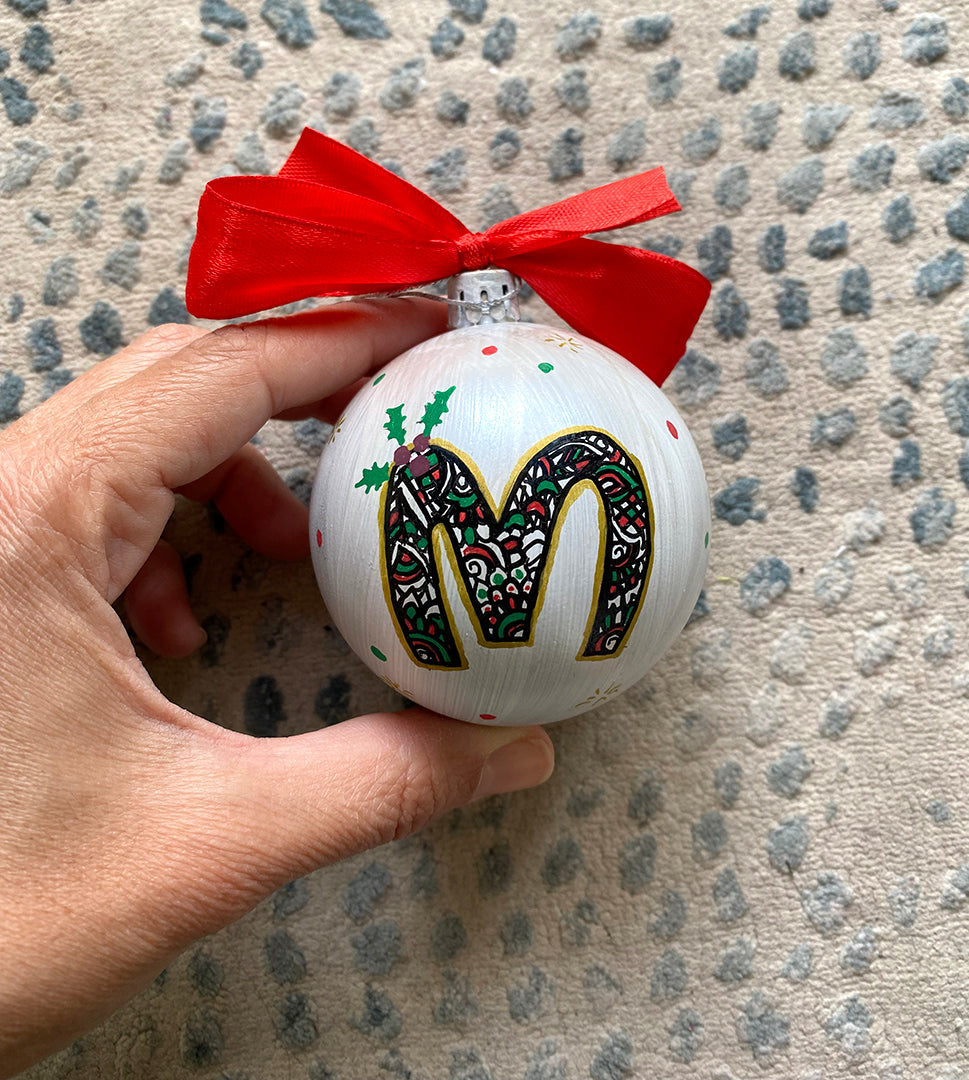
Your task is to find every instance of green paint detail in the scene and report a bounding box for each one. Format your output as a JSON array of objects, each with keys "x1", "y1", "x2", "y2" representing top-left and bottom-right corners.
[
  {"x1": 405, "y1": 605, "x2": 416, "y2": 619},
  {"x1": 417, "y1": 537, "x2": 428, "y2": 550},
  {"x1": 477, "y1": 587, "x2": 488, "y2": 599},
  {"x1": 537, "y1": 479, "x2": 559, "y2": 496},
  {"x1": 513, "y1": 568, "x2": 524, "y2": 580},
  {"x1": 446, "y1": 491, "x2": 478, "y2": 507},
  {"x1": 505, "y1": 512, "x2": 525, "y2": 528},
  {"x1": 463, "y1": 526, "x2": 476, "y2": 545},
  {"x1": 370, "y1": 645, "x2": 387, "y2": 661},
  {"x1": 491, "y1": 571, "x2": 505, "y2": 586},
  {"x1": 595, "y1": 462, "x2": 641, "y2": 492},
  {"x1": 356, "y1": 460, "x2": 390, "y2": 493},
  {"x1": 404, "y1": 521, "x2": 417, "y2": 535},
  {"x1": 538, "y1": 362, "x2": 554, "y2": 373},
  {"x1": 704, "y1": 531, "x2": 709, "y2": 548},
  {"x1": 384, "y1": 404, "x2": 407, "y2": 445},
  {"x1": 420, "y1": 386, "x2": 456, "y2": 436},
  {"x1": 372, "y1": 373, "x2": 386, "y2": 386},
  {"x1": 497, "y1": 611, "x2": 527, "y2": 637}
]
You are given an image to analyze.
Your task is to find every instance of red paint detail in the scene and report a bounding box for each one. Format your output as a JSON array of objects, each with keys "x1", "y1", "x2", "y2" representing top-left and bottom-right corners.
[
  {"x1": 389, "y1": 512, "x2": 398, "y2": 526},
  {"x1": 481, "y1": 345, "x2": 498, "y2": 355},
  {"x1": 479, "y1": 713, "x2": 496, "y2": 720},
  {"x1": 667, "y1": 419, "x2": 679, "y2": 439},
  {"x1": 526, "y1": 500, "x2": 545, "y2": 516},
  {"x1": 503, "y1": 540, "x2": 517, "y2": 550},
  {"x1": 610, "y1": 449, "x2": 621, "y2": 462},
  {"x1": 575, "y1": 459, "x2": 589, "y2": 469},
  {"x1": 489, "y1": 617, "x2": 497, "y2": 625},
  {"x1": 316, "y1": 529, "x2": 322, "y2": 547}
]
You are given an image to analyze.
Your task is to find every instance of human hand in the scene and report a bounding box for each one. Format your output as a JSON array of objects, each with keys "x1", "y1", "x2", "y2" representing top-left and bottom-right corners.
[{"x1": 0, "y1": 299, "x2": 555, "y2": 1076}]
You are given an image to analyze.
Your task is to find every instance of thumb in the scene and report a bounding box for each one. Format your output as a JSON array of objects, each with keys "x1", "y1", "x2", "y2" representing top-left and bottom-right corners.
[{"x1": 178, "y1": 710, "x2": 554, "y2": 929}]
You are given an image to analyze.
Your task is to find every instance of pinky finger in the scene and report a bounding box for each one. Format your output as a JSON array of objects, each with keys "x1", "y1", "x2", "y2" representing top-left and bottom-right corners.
[{"x1": 125, "y1": 540, "x2": 207, "y2": 658}]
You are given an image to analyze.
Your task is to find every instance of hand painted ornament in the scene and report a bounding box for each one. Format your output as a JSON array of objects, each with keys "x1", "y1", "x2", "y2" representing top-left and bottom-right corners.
[
  {"x1": 185, "y1": 129, "x2": 712, "y2": 725},
  {"x1": 310, "y1": 271, "x2": 709, "y2": 724}
]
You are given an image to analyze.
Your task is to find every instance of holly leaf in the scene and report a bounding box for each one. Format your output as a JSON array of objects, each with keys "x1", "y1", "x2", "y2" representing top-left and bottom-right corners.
[
  {"x1": 355, "y1": 461, "x2": 390, "y2": 493},
  {"x1": 384, "y1": 404, "x2": 407, "y2": 445},
  {"x1": 420, "y1": 386, "x2": 456, "y2": 436}
]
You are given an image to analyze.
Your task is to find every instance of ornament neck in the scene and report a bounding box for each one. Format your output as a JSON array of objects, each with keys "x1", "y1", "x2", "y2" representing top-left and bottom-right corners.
[{"x1": 446, "y1": 269, "x2": 521, "y2": 329}]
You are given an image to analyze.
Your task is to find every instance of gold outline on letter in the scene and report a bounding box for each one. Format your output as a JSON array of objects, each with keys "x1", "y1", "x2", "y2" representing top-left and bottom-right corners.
[{"x1": 379, "y1": 426, "x2": 655, "y2": 670}]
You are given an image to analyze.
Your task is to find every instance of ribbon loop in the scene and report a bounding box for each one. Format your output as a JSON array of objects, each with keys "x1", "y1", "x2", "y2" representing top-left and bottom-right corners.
[{"x1": 186, "y1": 128, "x2": 710, "y2": 386}]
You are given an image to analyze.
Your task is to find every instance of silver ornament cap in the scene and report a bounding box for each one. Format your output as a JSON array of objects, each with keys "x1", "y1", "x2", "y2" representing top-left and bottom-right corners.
[{"x1": 446, "y1": 269, "x2": 521, "y2": 329}]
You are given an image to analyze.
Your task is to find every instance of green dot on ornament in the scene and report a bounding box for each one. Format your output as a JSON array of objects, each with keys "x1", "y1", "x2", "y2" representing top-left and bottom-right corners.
[
  {"x1": 704, "y1": 532, "x2": 709, "y2": 548},
  {"x1": 372, "y1": 373, "x2": 386, "y2": 386},
  {"x1": 538, "y1": 362, "x2": 554, "y2": 374},
  {"x1": 491, "y1": 571, "x2": 505, "y2": 585},
  {"x1": 370, "y1": 645, "x2": 387, "y2": 661}
]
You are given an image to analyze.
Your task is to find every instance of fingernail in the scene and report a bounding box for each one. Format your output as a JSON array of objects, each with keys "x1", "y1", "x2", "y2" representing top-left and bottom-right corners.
[{"x1": 472, "y1": 734, "x2": 555, "y2": 802}]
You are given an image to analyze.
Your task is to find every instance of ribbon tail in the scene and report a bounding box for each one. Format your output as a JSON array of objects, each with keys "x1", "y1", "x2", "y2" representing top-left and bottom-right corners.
[
  {"x1": 503, "y1": 239, "x2": 711, "y2": 386},
  {"x1": 487, "y1": 167, "x2": 681, "y2": 255}
]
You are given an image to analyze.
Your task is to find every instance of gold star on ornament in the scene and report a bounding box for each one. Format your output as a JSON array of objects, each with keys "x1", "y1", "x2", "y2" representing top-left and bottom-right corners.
[
  {"x1": 574, "y1": 681, "x2": 623, "y2": 709},
  {"x1": 544, "y1": 333, "x2": 582, "y2": 353}
]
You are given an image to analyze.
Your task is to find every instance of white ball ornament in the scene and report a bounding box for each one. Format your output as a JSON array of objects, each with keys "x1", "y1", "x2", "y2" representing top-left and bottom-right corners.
[{"x1": 310, "y1": 271, "x2": 709, "y2": 725}]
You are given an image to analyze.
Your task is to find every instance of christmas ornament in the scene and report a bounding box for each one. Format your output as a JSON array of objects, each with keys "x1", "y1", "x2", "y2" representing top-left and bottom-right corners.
[{"x1": 186, "y1": 129, "x2": 712, "y2": 725}]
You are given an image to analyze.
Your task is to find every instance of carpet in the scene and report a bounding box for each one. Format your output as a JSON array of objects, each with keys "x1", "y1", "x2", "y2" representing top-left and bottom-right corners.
[{"x1": 3, "y1": 0, "x2": 969, "y2": 1076}]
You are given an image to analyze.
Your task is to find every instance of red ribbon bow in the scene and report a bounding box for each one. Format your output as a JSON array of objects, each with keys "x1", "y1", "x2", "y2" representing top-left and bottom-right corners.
[{"x1": 186, "y1": 127, "x2": 710, "y2": 385}]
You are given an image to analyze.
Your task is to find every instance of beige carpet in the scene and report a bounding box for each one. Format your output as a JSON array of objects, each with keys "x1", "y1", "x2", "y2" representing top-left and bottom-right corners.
[{"x1": 3, "y1": 0, "x2": 969, "y2": 1075}]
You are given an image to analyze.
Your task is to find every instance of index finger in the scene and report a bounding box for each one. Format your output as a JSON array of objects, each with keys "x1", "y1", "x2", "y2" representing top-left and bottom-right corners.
[{"x1": 77, "y1": 296, "x2": 447, "y2": 491}]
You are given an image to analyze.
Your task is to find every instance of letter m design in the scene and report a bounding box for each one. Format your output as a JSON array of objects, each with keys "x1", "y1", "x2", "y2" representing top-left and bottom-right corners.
[{"x1": 382, "y1": 429, "x2": 654, "y2": 669}]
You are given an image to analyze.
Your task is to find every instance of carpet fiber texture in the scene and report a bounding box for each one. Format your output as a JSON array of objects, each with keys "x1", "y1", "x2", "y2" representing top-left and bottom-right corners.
[{"x1": 3, "y1": 0, "x2": 969, "y2": 1076}]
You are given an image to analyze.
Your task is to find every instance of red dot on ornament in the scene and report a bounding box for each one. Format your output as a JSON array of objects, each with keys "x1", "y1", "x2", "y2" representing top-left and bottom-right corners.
[
  {"x1": 481, "y1": 345, "x2": 498, "y2": 355},
  {"x1": 666, "y1": 420, "x2": 679, "y2": 439},
  {"x1": 479, "y1": 713, "x2": 497, "y2": 721},
  {"x1": 316, "y1": 529, "x2": 322, "y2": 547}
]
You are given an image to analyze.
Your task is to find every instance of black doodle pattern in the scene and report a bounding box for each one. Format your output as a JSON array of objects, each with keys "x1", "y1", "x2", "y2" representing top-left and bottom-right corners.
[{"x1": 383, "y1": 430, "x2": 653, "y2": 668}]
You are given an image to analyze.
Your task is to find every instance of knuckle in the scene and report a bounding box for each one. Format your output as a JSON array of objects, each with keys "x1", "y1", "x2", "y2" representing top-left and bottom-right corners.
[
  {"x1": 201, "y1": 320, "x2": 271, "y2": 363},
  {"x1": 373, "y1": 751, "x2": 451, "y2": 845}
]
